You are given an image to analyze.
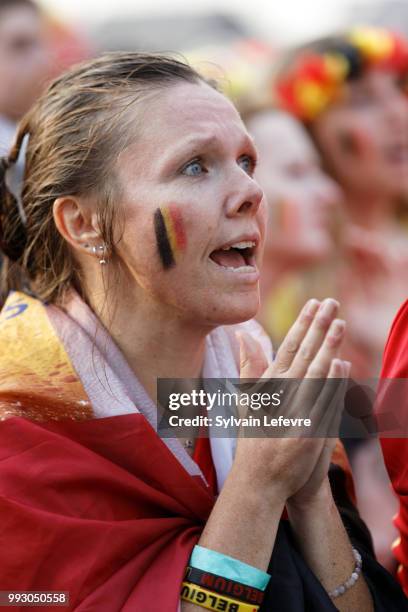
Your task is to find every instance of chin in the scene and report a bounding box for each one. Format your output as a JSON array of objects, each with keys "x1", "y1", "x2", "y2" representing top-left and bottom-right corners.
[{"x1": 200, "y1": 295, "x2": 260, "y2": 327}]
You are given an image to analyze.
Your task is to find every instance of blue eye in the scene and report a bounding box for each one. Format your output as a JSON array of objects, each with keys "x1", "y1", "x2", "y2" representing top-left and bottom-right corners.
[
  {"x1": 238, "y1": 155, "x2": 256, "y2": 175},
  {"x1": 182, "y1": 159, "x2": 207, "y2": 176}
]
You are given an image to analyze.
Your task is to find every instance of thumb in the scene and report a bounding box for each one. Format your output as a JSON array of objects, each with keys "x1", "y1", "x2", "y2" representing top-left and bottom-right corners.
[{"x1": 236, "y1": 331, "x2": 268, "y2": 379}]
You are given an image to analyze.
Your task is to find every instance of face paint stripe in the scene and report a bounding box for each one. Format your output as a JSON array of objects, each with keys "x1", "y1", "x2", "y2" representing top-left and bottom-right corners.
[
  {"x1": 154, "y1": 208, "x2": 175, "y2": 269},
  {"x1": 338, "y1": 128, "x2": 372, "y2": 158},
  {"x1": 168, "y1": 205, "x2": 187, "y2": 252},
  {"x1": 161, "y1": 207, "x2": 178, "y2": 258}
]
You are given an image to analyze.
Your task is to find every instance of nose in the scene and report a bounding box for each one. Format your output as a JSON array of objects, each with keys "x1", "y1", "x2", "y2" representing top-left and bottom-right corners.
[{"x1": 224, "y1": 172, "x2": 264, "y2": 218}]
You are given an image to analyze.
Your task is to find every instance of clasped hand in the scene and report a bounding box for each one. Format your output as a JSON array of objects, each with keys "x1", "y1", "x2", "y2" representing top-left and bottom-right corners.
[{"x1": 235, "y1": 298, "x2": 350, "y2": 510}]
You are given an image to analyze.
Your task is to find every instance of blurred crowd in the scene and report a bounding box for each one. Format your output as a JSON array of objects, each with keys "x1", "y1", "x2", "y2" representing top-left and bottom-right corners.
[{"x1": 2, "y1": 0, "x2": 408, "y2": 586}]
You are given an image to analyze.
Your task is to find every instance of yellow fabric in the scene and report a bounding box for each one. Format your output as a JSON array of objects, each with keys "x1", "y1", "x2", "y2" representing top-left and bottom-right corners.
[
  {"x1": 181, "y1": 582, "x2": 259, "y2": 611},
  {"x1": 0, "y1": 291, "x2": 92, "y2": 421}
]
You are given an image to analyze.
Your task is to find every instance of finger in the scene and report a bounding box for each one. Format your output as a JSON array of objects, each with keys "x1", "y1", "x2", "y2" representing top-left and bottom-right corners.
[
  {"x1": 273, "y1": 299, "x2": 320, "y2": 374},
  {"x1": 284, "y1": 358, "x2": 343, "y2": 430},
  {"x1": 310, "y1": 358, "x2": 348, "y2": 437},
  {"x1": 288, "y1": 299, "x2": 340, "y2": 378},
  {"x1": 237, "y1": 331, "x2": 269, "y2": 380},
  {"x1": 327, "y1": 360, "x2": 351, "y2": 437},
  {"x1": 305, "y1": 318, "x2": 345, "y2": 379}
]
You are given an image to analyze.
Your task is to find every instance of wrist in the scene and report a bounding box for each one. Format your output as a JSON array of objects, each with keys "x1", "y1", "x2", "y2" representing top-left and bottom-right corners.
[
  {"x1": 227, "y1": 462, "x2": 288, "y2": 509},
  {"x1": 287, "y1": 477, "x2": 333, "y2": 516}
]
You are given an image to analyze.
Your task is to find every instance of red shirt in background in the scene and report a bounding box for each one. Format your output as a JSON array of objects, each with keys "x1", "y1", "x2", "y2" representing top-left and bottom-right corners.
[{"x1": 379, "y1": 299, "x2": 408, "y2": 595}]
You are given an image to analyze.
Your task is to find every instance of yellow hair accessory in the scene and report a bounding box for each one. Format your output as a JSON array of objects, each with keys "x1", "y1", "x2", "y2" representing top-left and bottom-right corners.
[{"x1": 349, "y1": 27, "x2": 394, "y2": 62}]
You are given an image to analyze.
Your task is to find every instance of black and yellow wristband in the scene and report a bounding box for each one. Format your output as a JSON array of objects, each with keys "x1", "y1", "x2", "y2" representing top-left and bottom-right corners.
[
  {"x1": 184, "y1": 566, "x2": 264, "y2": 606},
  {"x1": 181, "y1": 581, "x2": 260, "y2": 611}
]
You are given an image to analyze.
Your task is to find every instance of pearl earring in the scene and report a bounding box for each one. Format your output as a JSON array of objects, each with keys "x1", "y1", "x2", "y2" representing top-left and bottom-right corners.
[{"x1": 92, "y1": 244, "x2": 108, "y2": 265}]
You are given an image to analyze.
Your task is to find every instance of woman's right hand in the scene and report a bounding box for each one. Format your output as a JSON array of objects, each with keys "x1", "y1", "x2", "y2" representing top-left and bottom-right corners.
[{"x1": 233, "y1": 298, "x2": 348, "y2": 505}]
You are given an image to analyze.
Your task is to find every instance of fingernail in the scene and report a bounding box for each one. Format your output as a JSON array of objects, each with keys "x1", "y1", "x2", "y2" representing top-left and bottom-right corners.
[
  {"x1": 236, "y1": 332, "x2": 250, "y2": 364},
  {"x1": 343, "y1": 360, "x2": 351, "y2": 375},
  {"x1": 319, "y1": 298, "x2": 339, "y2": 319},
  {"x1": 305, "y1": 299, "x2": 320, "y2": 315},
  {"x1": 330, "y1": 319, "x2": 345, "y2": 337}
]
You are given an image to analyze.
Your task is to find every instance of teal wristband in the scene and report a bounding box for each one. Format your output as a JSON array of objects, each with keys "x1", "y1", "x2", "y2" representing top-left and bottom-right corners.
[{"x1": 189, "y1": 545, "x2": 271, "y2": 591}]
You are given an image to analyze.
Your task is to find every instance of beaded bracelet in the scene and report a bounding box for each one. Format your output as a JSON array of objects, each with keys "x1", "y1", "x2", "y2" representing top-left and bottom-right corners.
[{"x1": 328, "y1": 547, "x2": 362, "y2": 599}]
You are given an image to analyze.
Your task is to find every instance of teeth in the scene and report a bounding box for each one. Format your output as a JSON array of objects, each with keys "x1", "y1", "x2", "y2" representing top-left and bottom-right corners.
[
  {"x1": 221, "y1": 241, "x2": 255, "y2": 251},
  {"x1": 224, "y1": 265, "x2": 255, "y2": 272}
]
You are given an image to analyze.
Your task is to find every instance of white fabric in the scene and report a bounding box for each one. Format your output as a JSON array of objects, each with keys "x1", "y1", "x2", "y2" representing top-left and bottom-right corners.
[
  {"x1": 47, "y1": 293, "x2": 274, "y2": 493},
  {"x1": 203, "y1": 320, "x2": 273, "y2": 491},
  {"x1": 0, "y1": 115, "x2": 16, "y2": 156}
]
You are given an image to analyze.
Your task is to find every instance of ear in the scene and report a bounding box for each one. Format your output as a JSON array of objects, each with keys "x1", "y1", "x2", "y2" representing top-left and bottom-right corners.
[{"x1": 53, "y1": 196, "x2": 100, "y2": 253}]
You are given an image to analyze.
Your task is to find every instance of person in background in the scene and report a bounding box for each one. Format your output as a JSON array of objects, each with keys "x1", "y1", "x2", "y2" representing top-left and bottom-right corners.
[
  {"x1": 376, "y1": 298, "x2": 408, "y2": 597},
  {"x1": 273, "y1": 26, "x2": 408, "y2": 573},
  {"x1": 246, "y1": 108, "x2": 341, "y2": 346},
  {"x1": 274, "y1": 26, "x2": 408, "y2": 379},
  {"x1": 0, "y1": 0, "x2": 49, "y2": 154}
]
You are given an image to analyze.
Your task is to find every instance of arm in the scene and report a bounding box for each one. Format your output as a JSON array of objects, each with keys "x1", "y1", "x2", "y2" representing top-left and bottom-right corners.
[
  {"x1": 181, "y1": 468, "x2": 285, "y2": 611},
  {"x1": 287, "y1": 478, "x2": 373, "y2": 612},
  {"x1": 181, "y1": 298, "x2": 347, "y2": 610}
]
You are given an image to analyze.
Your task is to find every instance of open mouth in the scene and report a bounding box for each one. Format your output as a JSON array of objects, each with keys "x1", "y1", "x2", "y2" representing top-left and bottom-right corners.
[{"x1": 209, "y1": 239, "x2": 257, "y2": 272}]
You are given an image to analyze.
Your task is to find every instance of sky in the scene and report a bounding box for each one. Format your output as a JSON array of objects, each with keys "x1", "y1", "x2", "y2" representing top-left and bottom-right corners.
[{"x1": 38, "y1": 0, "x2": 378, "y2": 44}]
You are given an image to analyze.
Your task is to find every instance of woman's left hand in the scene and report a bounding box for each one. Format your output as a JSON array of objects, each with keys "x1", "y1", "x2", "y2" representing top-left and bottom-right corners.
[{"x1": 286, "y1": 360, "x2": 349, "y2": 511}]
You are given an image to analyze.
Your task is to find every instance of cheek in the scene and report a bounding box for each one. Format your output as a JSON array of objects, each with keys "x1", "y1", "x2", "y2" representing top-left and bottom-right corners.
[
  {"x1": 272, "y1": 198, "x2": 302, "y2": 234},
  {"x1": 336, "y1": 126, "x2": 376, "y2": 160},
  {"x1": 267, "y1": 182, "x2": 308, "y2": 235}
]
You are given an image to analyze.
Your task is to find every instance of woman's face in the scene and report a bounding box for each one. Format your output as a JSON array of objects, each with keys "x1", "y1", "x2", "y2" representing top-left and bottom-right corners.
[
  {"x1": 312, "y1": 70, "x2": 408, "y2": 200},
  {"x1": 113, "y1": 81, "x2": 266, "y2": 328},
  {"x1": 248, "y1": 111, "x2": 340, "y2": 265}
]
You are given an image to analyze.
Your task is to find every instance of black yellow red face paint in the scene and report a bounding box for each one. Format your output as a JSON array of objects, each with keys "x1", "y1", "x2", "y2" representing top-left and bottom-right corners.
[
  {"x1": 154, "y1": 205, "x2": 187, "y2": 269},
  {"x1": 274, "y1": 198, "x2": 301, "y2": 233},
  {"x1": 338, "y1": 128, "x2": 372, "y2": 158}
]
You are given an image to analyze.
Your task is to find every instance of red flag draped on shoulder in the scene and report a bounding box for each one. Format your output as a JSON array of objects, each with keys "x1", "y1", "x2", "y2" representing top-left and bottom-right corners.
[
  {"x1": 379, "y1": 299, "x2": 408, "y2": 595},
  {"x1": 0, "y1": 414, "x2": 213, "y2": 611},
  {"x1": 0, "y1": 292, "x2": 213, "y2": 612}
]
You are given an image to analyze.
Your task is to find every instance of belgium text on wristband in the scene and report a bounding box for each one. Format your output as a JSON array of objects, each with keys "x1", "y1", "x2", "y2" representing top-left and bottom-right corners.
[
  {"x1": 181, "y1": 582, "x2": 259, "y2": 612},
  {"x1": 184, "y1": 566, "x2": 264, "y2": 605},
  {"x1": 0, "y1": 592, "x2": 69, "y2": 607}
]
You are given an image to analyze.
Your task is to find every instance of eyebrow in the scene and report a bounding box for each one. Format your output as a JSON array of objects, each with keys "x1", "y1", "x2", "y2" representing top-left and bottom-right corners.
[{"x1": 158, "y1": 133, "x2": 258, "y2": 171}]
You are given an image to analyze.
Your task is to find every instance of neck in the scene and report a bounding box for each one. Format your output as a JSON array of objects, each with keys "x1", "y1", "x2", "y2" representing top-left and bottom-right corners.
[
  {"x1": 343, "y1": 190, "x2": 394, "y2": 231},
  {"x1": 85, "y1": 277, "x2": 208, "y2": 402}
]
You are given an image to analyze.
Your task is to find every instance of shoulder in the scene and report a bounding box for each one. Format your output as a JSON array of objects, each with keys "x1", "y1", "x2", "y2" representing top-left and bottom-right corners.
[{"x1": 0, "y1": 291, "x2": 92, "y2": 422}]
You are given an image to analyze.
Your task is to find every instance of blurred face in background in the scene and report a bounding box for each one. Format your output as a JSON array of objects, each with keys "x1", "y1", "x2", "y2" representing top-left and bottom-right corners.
[
  {"x1": 311, "y1": 70, "x2": 408, "y2": 201},
  {"x1": 248, "y1": 110, "x2": 341, "y2": 266},
  {"x1": 0, "y1": 3, "x2": 49, "y2": 121}
]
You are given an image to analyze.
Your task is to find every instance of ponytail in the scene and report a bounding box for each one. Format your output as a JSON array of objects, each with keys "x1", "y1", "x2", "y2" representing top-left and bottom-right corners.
[{"x1": 0, "y1": 125, "x2": 31, "y2": 306}]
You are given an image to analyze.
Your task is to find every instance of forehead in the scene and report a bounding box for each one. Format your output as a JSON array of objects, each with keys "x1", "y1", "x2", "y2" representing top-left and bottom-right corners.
[
  {"x1": 0, "y1": 5, "x2": 40, "y2": 35},
  {"x1": 250, "y1": 112, "x2": 317, "y2": 165},
  {"x1": 117, "y1": 81, "x2": 252, "y2": 181},
  {"x1": 347, "y1": 69, "x2": 400, "y2": 95},
  {"x1": 140, "y1": 81, "x2": 247, "y2": 149}
]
